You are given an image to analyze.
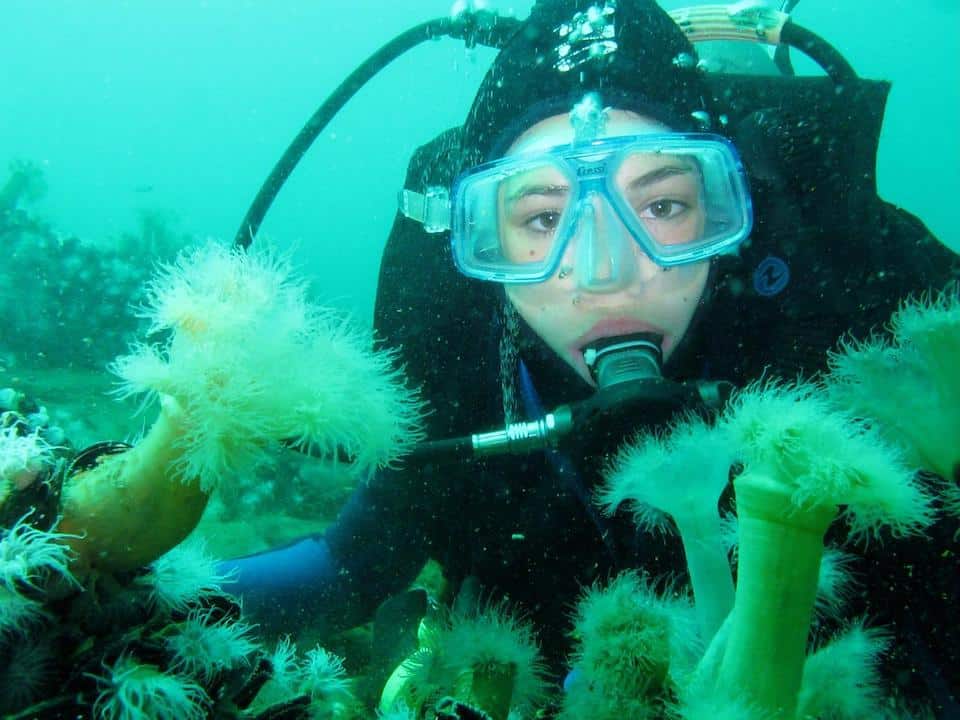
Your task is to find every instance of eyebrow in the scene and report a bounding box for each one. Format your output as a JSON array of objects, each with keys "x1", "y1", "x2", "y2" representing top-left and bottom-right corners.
[
  {"x1": 504, "y1": 161, "x2": 697, "y2": 208},
  {"x1": 624, "y1": 163, "x2": 696, "y2": 192},
  {"x1": 504, "y1": 183, "x2": 570, "y2": 208}
]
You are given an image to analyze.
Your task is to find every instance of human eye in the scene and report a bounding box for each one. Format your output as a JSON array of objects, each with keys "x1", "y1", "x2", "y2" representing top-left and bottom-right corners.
[
  {"x1": 524, "y1": 209, "x2": 563, "y2": 234},
  {"x1": 638, "y1": 198, "x2": 690, "y2": 220},
  {"x1": 507, "y1": 188, "x2": 568, "y2": 235}
]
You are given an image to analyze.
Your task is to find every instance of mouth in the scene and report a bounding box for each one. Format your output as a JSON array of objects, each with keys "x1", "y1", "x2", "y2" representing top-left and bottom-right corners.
[{"x1": 568, "y1": 318, "x2": 670, "y2": 384}]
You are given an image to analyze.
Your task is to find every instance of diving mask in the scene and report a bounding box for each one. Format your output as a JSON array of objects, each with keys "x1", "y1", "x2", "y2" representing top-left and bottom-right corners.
[{"x1": 446, "y1": 133, "x2": 753, "y2": 283}]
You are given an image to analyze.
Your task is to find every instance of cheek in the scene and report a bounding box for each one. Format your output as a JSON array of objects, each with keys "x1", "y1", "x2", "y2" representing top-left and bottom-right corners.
[
  {"x1": 506, "y1": 276, "x2": 572, "y2": 313},
  {"x1": 506, "y1": 281, "x2": 576, "y2": 343}
]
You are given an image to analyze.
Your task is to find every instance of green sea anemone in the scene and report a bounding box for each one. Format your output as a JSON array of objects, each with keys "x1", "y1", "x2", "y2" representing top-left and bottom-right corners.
[
  {"x1": 0, "y1": 584, "x2": 45, "y2": 639},
  {"x1": 0, "y1": 424, "x2": 55, "y2": 501},
  {"x1": 714, "y1": 380, "x2": 932, "y2": 718},
  {"x1": 299, "y1": 645, "x2": 357, "y2": 718},
  {"x1": 797, "y1": 620, "x2": 890, "y2": 719},
  {"x1": 599, "y1": 413, "x2": 736, "y2": 645},
  {"x1": 381, "y1": 602, "x2": 548, "y2": 720},
  {"x1": 560, "y1": 571, "x2": 698, "y2": 720},
  {"x1": 113, "y1": 240, "x2": 425, "y2": 488},
  {"x1": 827, "y1": 288, "x2": 960, "y2": 484}
]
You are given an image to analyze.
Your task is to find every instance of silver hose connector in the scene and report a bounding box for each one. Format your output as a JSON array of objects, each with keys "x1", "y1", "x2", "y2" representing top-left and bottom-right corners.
[{"x1": 471, "y1": 405, "x2": 574, "y2": 456}]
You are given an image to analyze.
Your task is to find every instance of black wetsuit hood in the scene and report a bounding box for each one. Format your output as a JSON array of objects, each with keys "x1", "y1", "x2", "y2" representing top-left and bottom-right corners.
[{"x1": 461, "y1": 0, "x2": 712, "y2": 167}]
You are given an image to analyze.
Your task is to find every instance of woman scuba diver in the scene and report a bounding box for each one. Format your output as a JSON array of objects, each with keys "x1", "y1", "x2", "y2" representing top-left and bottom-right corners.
[{"x1": 225, "y1": 0, "x2": 958, "y2": 714}]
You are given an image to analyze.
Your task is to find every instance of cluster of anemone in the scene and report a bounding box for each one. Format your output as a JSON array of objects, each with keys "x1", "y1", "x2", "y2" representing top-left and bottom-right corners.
[
  {"x1": 592, "y1": 378, "x2": 932, "y2": 719},
  {"x1": 2, "y1": 237, "x2": 432, "y2": 717},
  {"x1": 590, "y1": 284, "x2": 960, "y2": 719},
  {"x1": 120, "y1": 541, "x2": 359, "y2": 719},
  {"x1": 248, "y1": 636, "x2": 358, "y2": 718}
]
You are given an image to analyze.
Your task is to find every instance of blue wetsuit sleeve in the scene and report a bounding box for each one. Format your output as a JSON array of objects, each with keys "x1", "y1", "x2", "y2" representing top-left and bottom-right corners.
[{"x1": 223, "y1": 469, "x2": 434, "y2": 634}]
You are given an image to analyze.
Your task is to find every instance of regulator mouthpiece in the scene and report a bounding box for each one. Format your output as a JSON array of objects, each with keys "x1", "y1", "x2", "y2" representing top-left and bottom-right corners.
[{"x1": 583, "y1": 332, "x2": 663, "y2": 388}]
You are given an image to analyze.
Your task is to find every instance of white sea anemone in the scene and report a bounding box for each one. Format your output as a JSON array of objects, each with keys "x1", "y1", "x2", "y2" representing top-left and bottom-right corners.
[
  {"x1": 268, "y1": 635, "x2": 300, "y2": 692},
  {"x1": 299, "y1": 645, "x2": 355, "y2": 715},
  {"x1": 0, "y1": 636, "x2": 53, "y2": 712},
  {"x1": 143, "y1": 537, "x2": 236, "y2": 613},
  {"x1": 111, "y1": 240, "x2": 425, "y2": 492},
  {"x1": 0, "y1": 424, "x2": 55, "y2": 487},
  {"x1": 384, "y1": 602, "x2": 549, "y2": 718},
  {"x1": 434, "y1": 603, "x2": 549, "y2": 714},
  {"x1": 164, "y1": 606, "x2": 259, "y2": 681},
  {"x1": 92, "y1": 655, "x2": 209, "y2": 720},
  {"x1": 712, "y1": 379, "x2": 933, "y2": 718},
  {"x1": 723, "y1": 380, "x2": 933, "y2": 541},
  {"x1": 0, "y1": 511, "x2": 77, "y2": 590}
]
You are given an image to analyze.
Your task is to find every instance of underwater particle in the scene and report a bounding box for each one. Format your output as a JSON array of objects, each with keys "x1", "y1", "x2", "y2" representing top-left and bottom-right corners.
[
  {"x1": 690, "y1": 110, "x2": 712, "y2": 128},
  {"x1": 0, "y1": 511, "x2": 78, "y2": 591},
  {"x1": 92, "y1": 655, "x2": 209, "y2": 720},
  {"x1": 165, "y1": 606, "x2": 259, "y2": 681},
  {"x1": 143, "y1": 537, "x2": 237, "y2": 613}
]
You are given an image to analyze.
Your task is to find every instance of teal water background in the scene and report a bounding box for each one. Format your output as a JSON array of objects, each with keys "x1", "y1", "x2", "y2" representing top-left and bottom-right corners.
[{"x1": 2, "y1": 0, "x2": 958, "y2": 324}]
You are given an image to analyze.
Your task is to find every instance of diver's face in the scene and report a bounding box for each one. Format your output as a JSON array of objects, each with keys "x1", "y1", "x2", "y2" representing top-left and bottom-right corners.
[{"x1": 503, "y1": 110, "x2": 710, "y2": 386}]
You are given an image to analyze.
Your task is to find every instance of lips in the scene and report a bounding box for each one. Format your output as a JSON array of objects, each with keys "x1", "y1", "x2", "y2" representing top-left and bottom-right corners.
[{"x1": 568, "y1": 317, "x2": 671, "y2": 384}]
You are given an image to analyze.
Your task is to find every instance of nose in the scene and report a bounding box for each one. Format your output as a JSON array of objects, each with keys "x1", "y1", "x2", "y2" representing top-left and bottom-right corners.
[{"x1": 569, "y1": 192, "x2": 639, "y2": 293}]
